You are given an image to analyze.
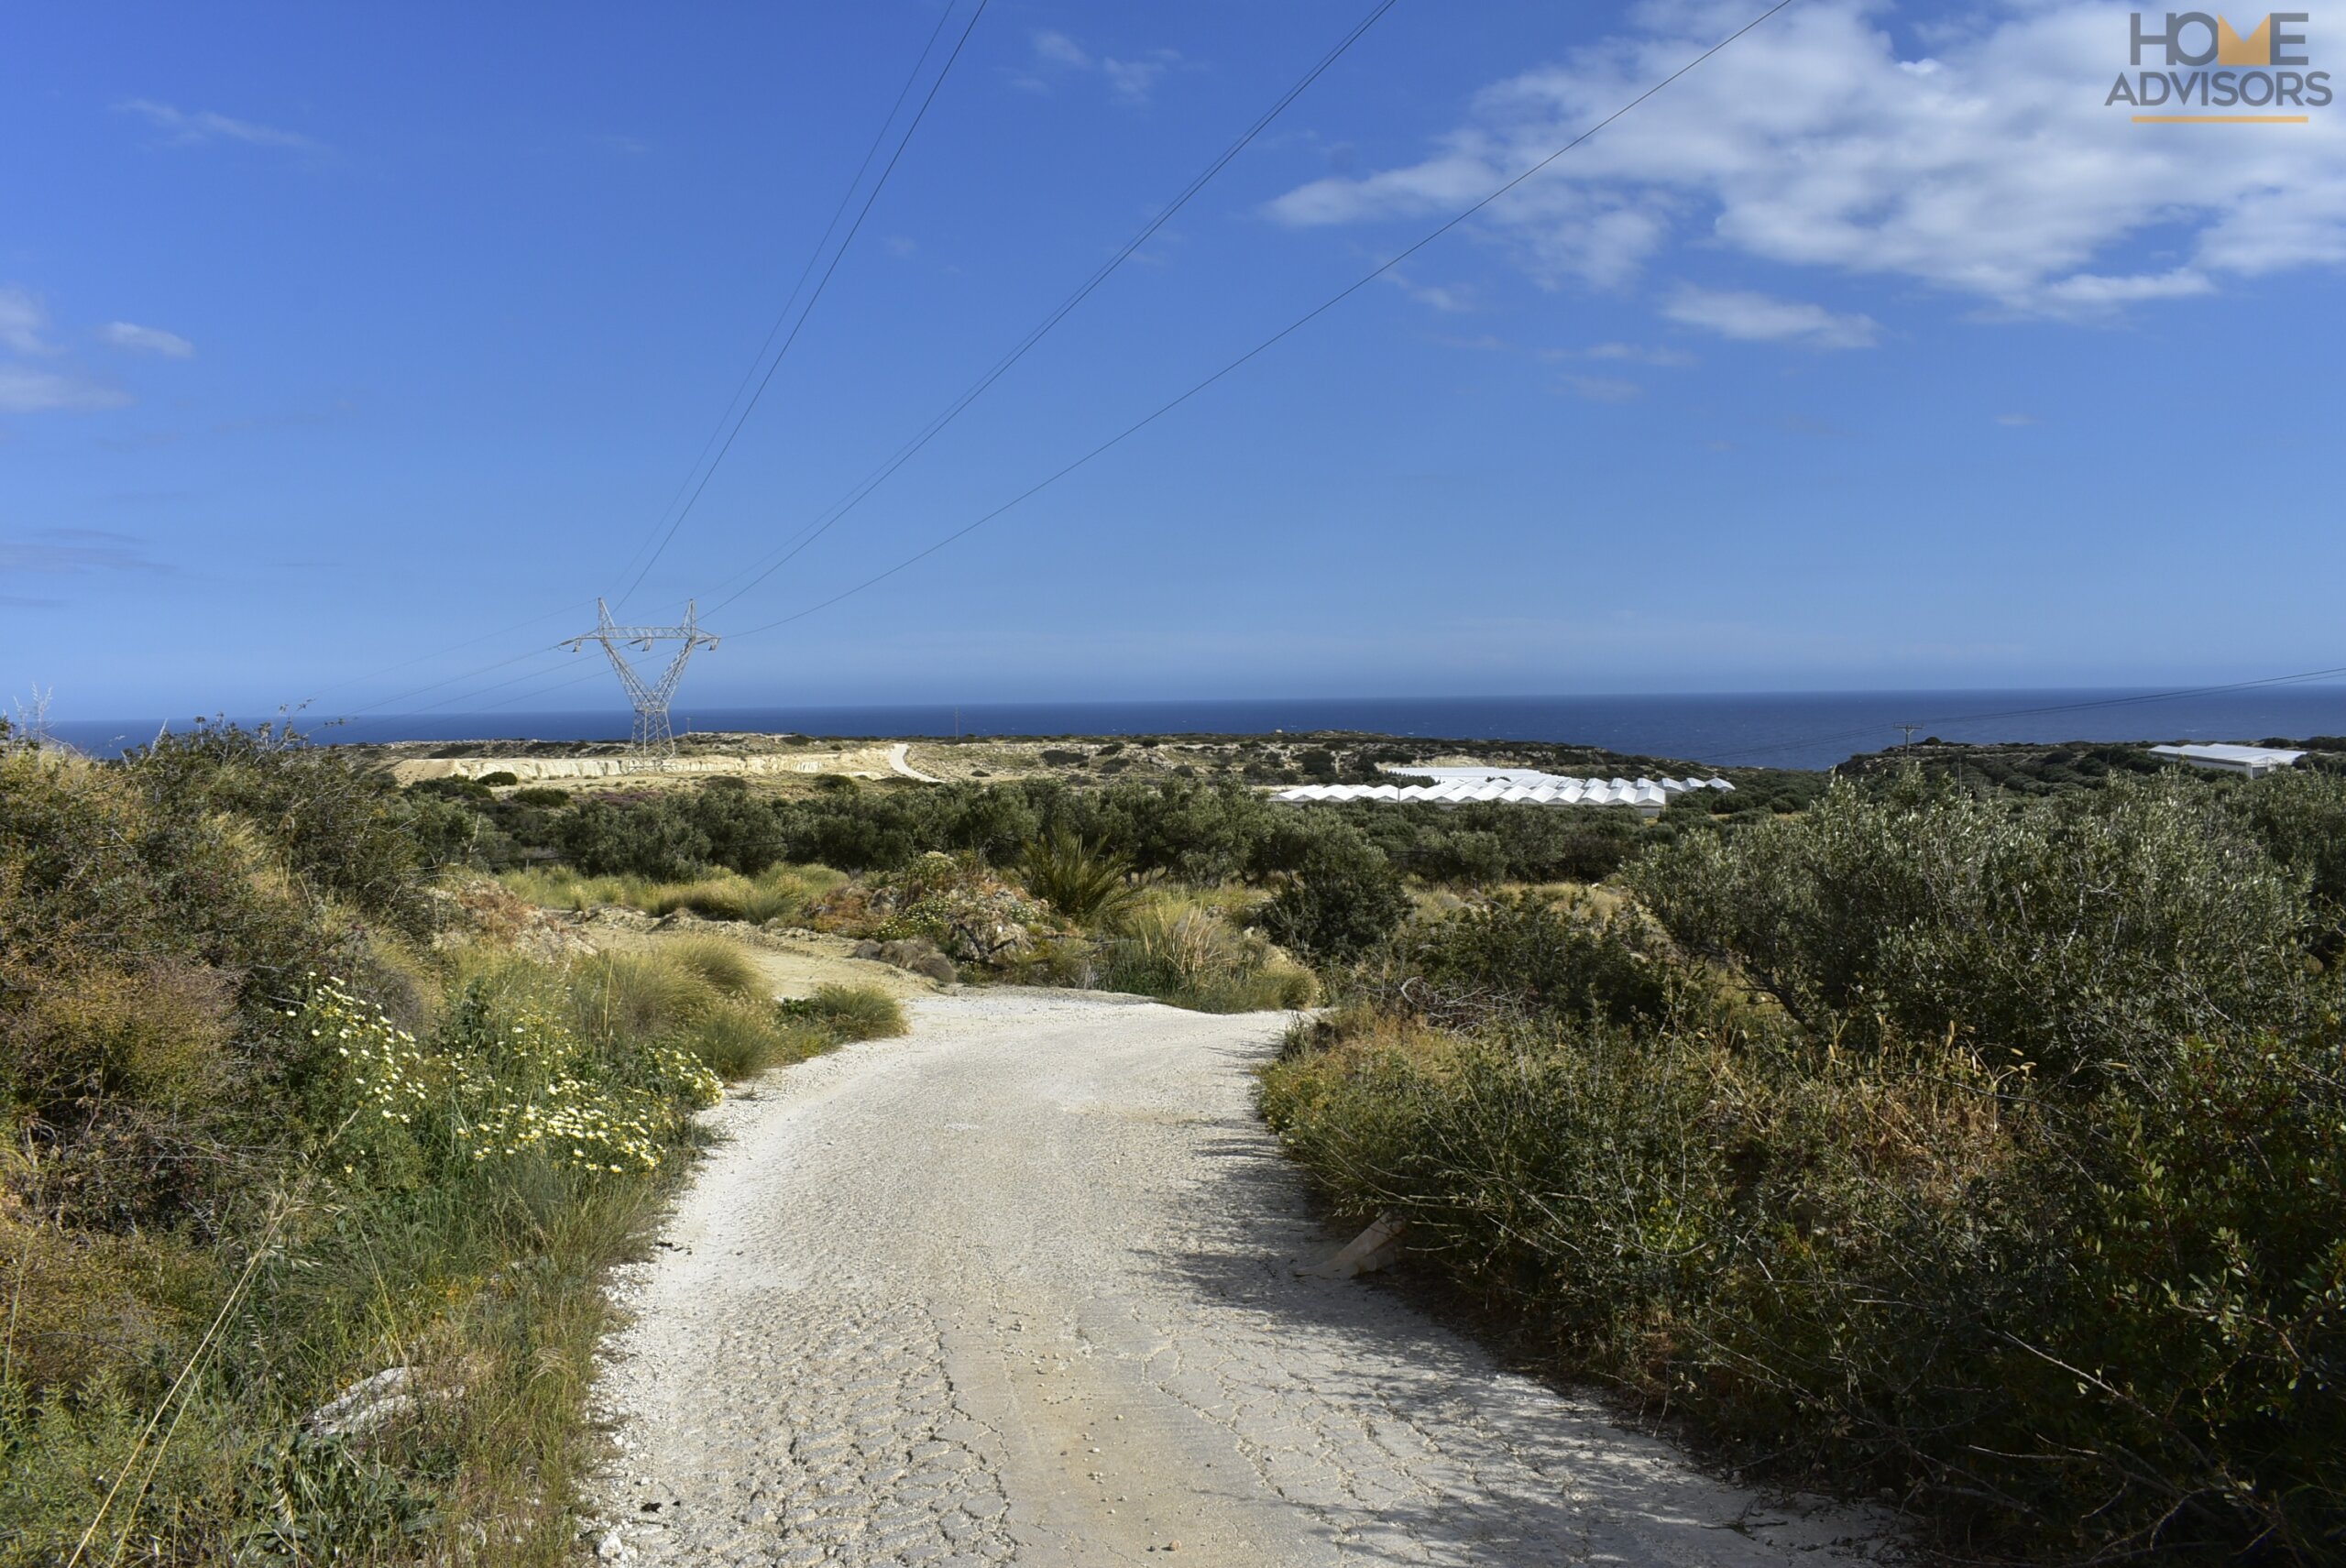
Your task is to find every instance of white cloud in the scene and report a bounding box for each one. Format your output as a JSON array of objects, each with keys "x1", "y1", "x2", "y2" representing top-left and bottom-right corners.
[
  {"x1": 1031, "y1": 29, "x2": 1090, "y2": 68},
  {"x1": 0, "y1": 289, "x2": 55, "y2": 356},
  {"x1": 1562, "y1": 374, "x2": 1644, "y2": 402},
  {"x1": 2031, "y1": 268, "x2": 2213, "y2": 307},
  {"x1": 99, "y1": 322, "x2": 195, "y2": 358},
  {"x1": 1663, "y1": 285, "x2": 1879, "y2": 348},
  {"x1": 0, "y1": 367, "x2": 129, "y2": 414},
  {"x1": 1101, "y1": 53, "x2": 1177, "y2": 104},
  {"x1": 1264, "y1": 1, "x2": 2346, "y2": 314},
  {"x1": 1024, "y1": 29, "x2": 1179, "y2": 104},
  {"x1": 1385, "y1": 269, "x2": 1474, "y2": 313},
  {"x1": 115, "y1": 98, "x2": 317, "y2": 151},
  {"x1": 1582, "y1": 341, "x2": 1697, "y2": 367},
  {"x1": 1996, "y1": 411, "x2": 2039, "y2": 425}
]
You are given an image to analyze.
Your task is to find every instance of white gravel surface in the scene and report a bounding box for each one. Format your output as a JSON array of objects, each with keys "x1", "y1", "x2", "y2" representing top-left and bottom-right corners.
[{"x1": 587, "y1": 990, "x2": 1889, "y2": 1567}]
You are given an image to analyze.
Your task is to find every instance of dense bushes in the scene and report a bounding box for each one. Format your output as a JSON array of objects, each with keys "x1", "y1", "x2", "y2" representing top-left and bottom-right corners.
[
  {"x1": 1630, "y1": 772, "x2": 2319, "y2": 1081},
  {"x1": 0, "y1": 729, "x2": 885, "y2": 1563},
  {"x1": 1264, "y1": 768, "x2": 2346, "y2": 1563},
  {"x1": 1376, "y1": 891, "x2": 1671, "y2": 1030},
  {"x1": 422, "y1": 771, "x2": 1664, "y2": 892},
  {"x1": 1257, "y1": 823, "x2": 1410, "y2": 961}
]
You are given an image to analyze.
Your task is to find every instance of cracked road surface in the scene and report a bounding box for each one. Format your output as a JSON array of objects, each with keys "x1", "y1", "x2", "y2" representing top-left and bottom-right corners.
[{"x1": 590, "y1": 992, "x2": 1884, "y2": 1566}]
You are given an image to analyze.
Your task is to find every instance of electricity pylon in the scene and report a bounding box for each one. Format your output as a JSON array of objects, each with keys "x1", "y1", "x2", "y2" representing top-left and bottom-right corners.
[{"x1": 565, "y1": 599, "x2": 719, "y2": 752}]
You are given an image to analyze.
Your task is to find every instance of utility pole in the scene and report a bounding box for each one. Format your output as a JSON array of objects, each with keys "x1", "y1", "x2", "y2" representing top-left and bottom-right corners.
[
  {"x1": 1899, "y1": 724, "x2": 1919, "y2": 751},
  {"x1": 565, "y1": 598, "x2": 719, "y2": 753}
]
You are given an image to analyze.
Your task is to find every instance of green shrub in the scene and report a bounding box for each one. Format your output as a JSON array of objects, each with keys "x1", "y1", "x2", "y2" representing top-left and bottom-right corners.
[
  {"x1": 780, "y1": 984, "x2": 906, "y2": 1042},
  {"x1": 1630, "y1": 771, "x2": 2315, "y2": 1083},
  {"x1": 1264, "y1": 1015, "x2": 2346, "y2": 1562},
  {"x1": 1257, "y1": 827, "x2": 1410, "y2": 962},
  {"x1": 476, "y1": 771, "x2": 521, "y2": 787},
  {"x1": 1263, "y1": 764, "x2": 2346, "y2": 1563},
  {"x1": 512, "y1": 787, "x2": 568, "y2": 808},
  {"x1": 809, "y1": 851, "x2": 1058, "y2": 966},
  {"x1": 1396, "y1": 892, "x2": 1671, "y2": 1030},
  {"x1": 554, "y1": 797, "x2": 711, "y2": 880},
  {"x1": 1020, "y1": 828, "x2": 1137, "y2": 926},
  {"x1": 2231, "y1": 765, "x2": 2346, "y2": 956}
]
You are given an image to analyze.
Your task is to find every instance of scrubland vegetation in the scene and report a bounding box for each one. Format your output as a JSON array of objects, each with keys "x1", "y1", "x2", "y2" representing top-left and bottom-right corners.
[
  {"x1": 453, "y1": 749, "x2": 2343, "y2": 1560},
  {"x1": 1263, "y1": 768, "x2": 2346, "y2": 1563},
  {"x1": 424, "y1": 770, "x2": 1687, "y2": 1012},
  {"x1": 0, "y1": 723, "x2": 898, "y2": 1564},
  {"x1": 18, "y1": 717, "x2": 2342, "y2": 1564}
]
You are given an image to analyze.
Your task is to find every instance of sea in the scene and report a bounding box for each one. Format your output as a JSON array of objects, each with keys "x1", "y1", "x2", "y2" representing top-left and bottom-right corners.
[{"x1": 44, "y1": 686, "x2": 2346, "y2": 772}]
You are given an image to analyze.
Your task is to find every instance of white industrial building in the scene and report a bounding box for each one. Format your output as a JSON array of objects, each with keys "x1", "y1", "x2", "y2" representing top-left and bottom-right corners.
[
  {"x1": 1269, "y1": 765, "x2": 1731, "y2": 817},
  {"x1": 2148, "y1": 742, "x2": 2307, "y2": 777}
]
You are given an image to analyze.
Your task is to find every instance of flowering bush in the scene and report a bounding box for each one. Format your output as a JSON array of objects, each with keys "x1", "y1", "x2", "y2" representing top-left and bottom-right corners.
[{"x1": 295, "y1": 975, "x2": 720, "y2": 1184}]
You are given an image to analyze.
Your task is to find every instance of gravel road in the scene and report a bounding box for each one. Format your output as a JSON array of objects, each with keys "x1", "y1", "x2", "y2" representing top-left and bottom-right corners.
[{"x1": 588, "y1": 991, "x2": 1885, "y2": 1567}]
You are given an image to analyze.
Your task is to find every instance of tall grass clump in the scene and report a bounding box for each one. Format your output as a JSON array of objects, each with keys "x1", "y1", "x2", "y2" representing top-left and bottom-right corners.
[
  {"x1": 499, "y1": 863, "x2": 843, "y2": 926},
  {"x1": 663, "y1": 934, "x2": 765, "y2": 998},
  {"x1": 558, "y1": 941, "x2": 872, "y2": 1079},
  {"x1": 779, "y1": 984, "x2": 907, "y2": 1043},
  {"x1": 1262, "y1": 768, "x2": 2346, "y2": 1563},
  {"x1": 1105, "y1": 893, "x2": 1316, "y2": 1014}
]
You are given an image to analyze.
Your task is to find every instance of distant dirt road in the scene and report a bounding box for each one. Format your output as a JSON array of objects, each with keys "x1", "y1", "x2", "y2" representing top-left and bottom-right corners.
[
  {"x1": 588, "y1": 992, "x2": 1885, "y2": 1567},
  {"x1": 885, "y1": 742, "x2": 943, "y2": 784}
]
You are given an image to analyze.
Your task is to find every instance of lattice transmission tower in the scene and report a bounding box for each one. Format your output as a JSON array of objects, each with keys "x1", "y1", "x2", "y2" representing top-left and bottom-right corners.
[{"x1": 565, "y1": 598, "x2": 720, "y2": 752}]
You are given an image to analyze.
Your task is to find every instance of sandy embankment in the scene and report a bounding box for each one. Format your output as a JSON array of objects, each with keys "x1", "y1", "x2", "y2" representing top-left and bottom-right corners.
[{"x1": 389, "y1": 744, "x2": 922, "y2": 787}]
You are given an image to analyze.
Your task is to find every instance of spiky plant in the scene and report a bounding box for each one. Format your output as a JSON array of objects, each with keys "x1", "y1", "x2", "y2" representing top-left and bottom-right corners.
[{"x1": 1019, "y1": 827, "x2": 1137, "y2": 927}]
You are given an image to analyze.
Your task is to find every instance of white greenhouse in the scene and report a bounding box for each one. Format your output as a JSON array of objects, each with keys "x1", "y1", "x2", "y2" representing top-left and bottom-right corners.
[{"x1": 1269, "y1": 765, "x2": 1731, "y2": 818}]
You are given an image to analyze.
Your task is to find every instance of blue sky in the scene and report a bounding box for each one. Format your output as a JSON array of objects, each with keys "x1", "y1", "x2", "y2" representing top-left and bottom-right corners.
[{"x1": 4, "y1": 0, "x2": 2344, "y2": 722}]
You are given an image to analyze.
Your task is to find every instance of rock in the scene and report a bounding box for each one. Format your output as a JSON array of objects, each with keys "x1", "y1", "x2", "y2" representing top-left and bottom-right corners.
[
  {"x1": 1297, "y1": 1215, "x2": 1408, "y2": 1280},
  {"x1": 879, "y1": 939, "x2": 958, "y2": 985},
  {"x1": 303, "y1": 1364, "x2": 466, "y2": 1440},
  {"x1": 852, "y1": 938, "x2": 958, "y2": 986},
  {"x1": 304, "y1": 1366, "x2": 418, "y2": 1439}
]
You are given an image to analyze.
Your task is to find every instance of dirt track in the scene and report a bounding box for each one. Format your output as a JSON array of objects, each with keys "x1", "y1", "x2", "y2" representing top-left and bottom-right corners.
[{"x1": 586, "y1": 991, "x2": 1886, "y2": 1567}]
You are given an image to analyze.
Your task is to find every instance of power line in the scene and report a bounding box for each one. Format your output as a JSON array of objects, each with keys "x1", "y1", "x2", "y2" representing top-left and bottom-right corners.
[
  {"x1": 307, "y1": 598, "x2": 599, "y2": 712},
  {"x1": 394, "y1": 0, "x2": 1785, "y2": 721},
  {"x1": 610, "y1": 0, "x2": 992, "y2": 609},
  {"x1": 602, "y1": 0, "x2": 966, "y2": 605},
  {"x1": 700, "y1": 0, "x2": 1404, "y2": 616},
  {"x1": 721, "y1": 0, "x2": 1802, "y2": 641},
  {"x1": 329, "y1": 0, "x2": 1384, "y2": 722},
  {"x1": 316, "y1": 4, "x2": 975, "y2": 718}
]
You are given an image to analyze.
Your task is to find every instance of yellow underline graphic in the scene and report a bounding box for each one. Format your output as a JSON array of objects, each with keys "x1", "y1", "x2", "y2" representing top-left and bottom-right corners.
[{"x1": 2132, "y1": 113, "x2": 2309, "y2": 123}]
